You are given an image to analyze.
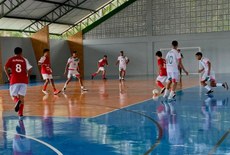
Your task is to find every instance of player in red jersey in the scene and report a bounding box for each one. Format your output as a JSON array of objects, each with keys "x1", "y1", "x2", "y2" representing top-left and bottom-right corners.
[
  {"x1": 38, "y1": 49, "x2": 60, "y2": 95},
  {"x1": 155, "y1": 51, "x2": 167, "y2": 94},
  {"x1": 62, "y1": 51, "x2": 88, "y2": 92},
  {"x1": 4, "y1": 47, "x2": 32, "y2": 120},
  {"x1": 91, "y1": 55, "x2": 108, "y2": 80}
]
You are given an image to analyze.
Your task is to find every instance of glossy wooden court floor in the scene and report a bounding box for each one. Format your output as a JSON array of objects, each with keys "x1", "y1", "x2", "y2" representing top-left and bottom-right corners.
[{"x1": 0, "y1": 75, "x2": 229, "y2": 155}]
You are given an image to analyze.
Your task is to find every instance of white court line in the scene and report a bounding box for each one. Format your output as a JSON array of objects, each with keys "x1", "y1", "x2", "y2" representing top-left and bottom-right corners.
[{"x1": 0, "y1": 129, "x2": 63, "y2": 155}]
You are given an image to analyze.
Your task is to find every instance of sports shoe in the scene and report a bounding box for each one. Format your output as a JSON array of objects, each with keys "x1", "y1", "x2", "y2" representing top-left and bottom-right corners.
[
  {"x1": 14, "y1": 100, "x2": 21, "y2": 112},
  {"x1": 42, "y1": 90, "x2": 49, "y2": 95},
  {"x1": 103, "y1": 77, "x2": 107, "y2": 80},
  {"x1": 81, "y1": 87, "x2": 88, "y2": 91},
  {"x1": 54, "y1": 90, "x2": 61, "y2": 95},
  {"x1": 163, "y1": 89, "x2": 170, "y2": 98},
  {"x1": 160, "y1": 87, "x2": 166, "y2": 94},
  {"x1": 91, "y1": 75, "x2": 94, "y2": 80},
  {"x1": 205, "y1": 90, "x2": 213, "y2": 95},
  {"x1": 223, "y1": 82, "x2": 229, "y2": 90},
  {"x1": 168, "y1": 93, "x2": 176, "y2": 100},
  {"x1": 62, "y1": 87, "x2": 66, "y2": 92}
]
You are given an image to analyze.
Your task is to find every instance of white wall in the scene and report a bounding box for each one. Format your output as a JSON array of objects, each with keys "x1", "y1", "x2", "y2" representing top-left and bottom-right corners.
[
  {"x1": 1, "y1": 31, "x2": 230, "y2": 83},
  {"x1": 50, "y1": 39, "x2": 71, "y2": 80},
  {"x1": 84, "y1": 41, "x2": 148, "y2": 78},
  {"x1": 84, "y1": 31, "x2": 230, "y2": 77}
]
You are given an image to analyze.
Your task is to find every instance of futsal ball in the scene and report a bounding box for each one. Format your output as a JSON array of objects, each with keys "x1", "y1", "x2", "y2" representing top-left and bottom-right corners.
[
  {"x1": 152, "y1": 89, "x2": 159, "y2": 100},
  {"x1": 152, "y1": 89, "x2": 159, "y2": 96}
]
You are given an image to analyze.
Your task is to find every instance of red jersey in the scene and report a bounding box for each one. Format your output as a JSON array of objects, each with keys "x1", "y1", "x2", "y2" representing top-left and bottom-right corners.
[
  {"x1": 5, "y1": 55, "x2": 32, "y2": 85},
  {"x1": 158, "y1": 58, "x2": 167, "y2": 76},
  {"x1": 98, "y1": 59, "x2": 108, "y2": 67},
  {"x1": 39, "y1": 56, "x2": 52, "y2": 74}
]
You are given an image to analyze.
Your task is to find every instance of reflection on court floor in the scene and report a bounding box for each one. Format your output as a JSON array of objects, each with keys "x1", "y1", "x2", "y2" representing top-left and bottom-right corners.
[{"x1": 0, "y1": 75, "x2": 229, "y2": 154}]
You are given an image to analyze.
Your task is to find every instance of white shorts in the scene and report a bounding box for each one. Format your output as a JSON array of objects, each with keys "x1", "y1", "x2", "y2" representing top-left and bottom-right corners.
[
  {"x1": 10, "y1": 83, "x2": 27, "y2": 97},
  {"x1": 167, "y1": 72, "x2": 179, "y2": 82},
  {"x1": 98, "y1": 67, "x2": 105, "y2": 72},
  {"x1": 42, "y1": 74, "x2": 53, "y2": 80},
  {"x1": 201, "y1": 71, "x2": 215, "y2": 81},
  {"x1": 119, "y1": 66, "x2": 126, "y2": 71},
  {"x1": 68, "y1": 70, "x2": 80, "y2": 79},
  {"x1": 156, "y1": 75, "x2": 168, "y2": 83}
]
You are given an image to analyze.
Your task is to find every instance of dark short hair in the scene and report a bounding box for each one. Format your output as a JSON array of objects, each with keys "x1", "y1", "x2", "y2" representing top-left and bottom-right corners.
[
  {"x1": 120, "y1": 51, "x2": 124, "y2": 53},
  {"x1": 73, "y1": 51, "x2": 77, "y2": 54},
  {"x1": 172, "y1": 40, "x2": 178, "y2": 47},
  {"x1": 104, "y1": 55, "x2": 107, "y2": 58},
  {"x1": 155, "y1": 51, "x2": 162, "y2": 57},
  {"x1": 14, "y1": 47, "x2": 22, "y2": 55},
  {"x1": 195, "y1": 52, "x2": 202, "y2": 57},
  {"x1": 43, "y1": 48, "x2": 50, "y2": 54}
]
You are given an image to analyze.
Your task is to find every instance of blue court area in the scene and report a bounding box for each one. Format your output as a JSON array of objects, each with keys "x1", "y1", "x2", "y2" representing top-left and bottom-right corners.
[{"x1": 0, "y1": 78, "x2": 230, "y2": 155}]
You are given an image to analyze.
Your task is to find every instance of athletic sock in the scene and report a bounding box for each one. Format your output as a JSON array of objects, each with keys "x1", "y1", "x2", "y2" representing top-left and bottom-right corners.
[
  {"x1": 18, "y1": 104, "x2": 24, "y2": 116},
  {"x1": 168, "y1": 91, "x2": 175, "y2": 98},
  {"x1": 163, "y1": 89, "x2": 170, "y2": 97},
  {"x1": 157, "y1": 81, "x2": 164, "y2": 88},
  {"x1": 43, "y1": 83, "x2": 48, "y2": 91},
  {"x1": 64, "y1": 83, "x2": 67, "y2": 88},
  {"x1": 216, "y1": 83, "x2": 222, "y2": 87},
  {"x1": 14, "y1": 97, "x2": 19, "y2": 103}
]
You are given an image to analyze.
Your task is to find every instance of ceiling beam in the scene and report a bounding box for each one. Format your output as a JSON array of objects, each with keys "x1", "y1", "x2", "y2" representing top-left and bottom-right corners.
[
  {"x1": 5, "y1": 15, "x2": 74, "y2": 26},
  {"x1": 23, "y1": 0, "x2": 88, "y2": 32},
  {"x1": 0, "y1": 0, "x2": 26, "y2": 18},
  {"x1": 0, "y1": 28, "x2": 61, "y2": 36},
  {"x1": 34, "y1": 0, "x2": 95, "y2": 12}
]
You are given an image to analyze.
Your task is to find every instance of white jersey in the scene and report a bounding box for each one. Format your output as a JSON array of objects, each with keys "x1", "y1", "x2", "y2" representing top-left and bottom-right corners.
[
  {"x1": 117, "y1": 56, "x2": 128, "y2": 67},
  {"x1": 166, "y1": 49, "x2": 181, "y2": 72},
  {"x1": 199, "y1": 57, "x2": 211, "y2": 72},
  {"x1": 68, "y1": 57, "x2": 79, "y2": 70}
]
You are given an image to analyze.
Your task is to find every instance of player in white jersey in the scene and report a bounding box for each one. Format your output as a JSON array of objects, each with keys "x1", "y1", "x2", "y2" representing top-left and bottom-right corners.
[
  {"x1": 116, "y1": 51, "x2": 130, "y2": 80},
  {"x1": 163, "y1": 41, "x2": 188, "y2": 100},
  {"x1": 195, "y1": 52, "x2": 228, "y2": 95},
  {"x1": 62, "y1": 51, "x2": 87, "y2": 92}
]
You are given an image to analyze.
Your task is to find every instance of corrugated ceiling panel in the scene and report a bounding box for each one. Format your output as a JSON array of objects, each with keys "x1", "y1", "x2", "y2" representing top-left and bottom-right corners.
[
  {"x1": 49, "y1": 23, "x2": 70, "y2": 34},
  {"x1": 57, "y1": 0, "x2": 111, "y2": 24},
  {"x1": 0, "y1": 18, "x2": 31, "y2": 30},
  {"x1": 8, "y1": 0, "x2": 56, "y2": 19}
]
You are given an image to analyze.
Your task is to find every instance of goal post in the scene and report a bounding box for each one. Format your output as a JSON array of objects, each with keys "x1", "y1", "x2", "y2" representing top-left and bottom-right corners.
[{"x1": 159, "y1": 46, "x2": 201, "y2": 52}]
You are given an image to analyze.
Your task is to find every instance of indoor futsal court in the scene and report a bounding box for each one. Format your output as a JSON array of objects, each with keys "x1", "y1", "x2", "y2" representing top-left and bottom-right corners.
[{"x1": 0, "y1": 0, "x2": 230, "y2": 155}]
